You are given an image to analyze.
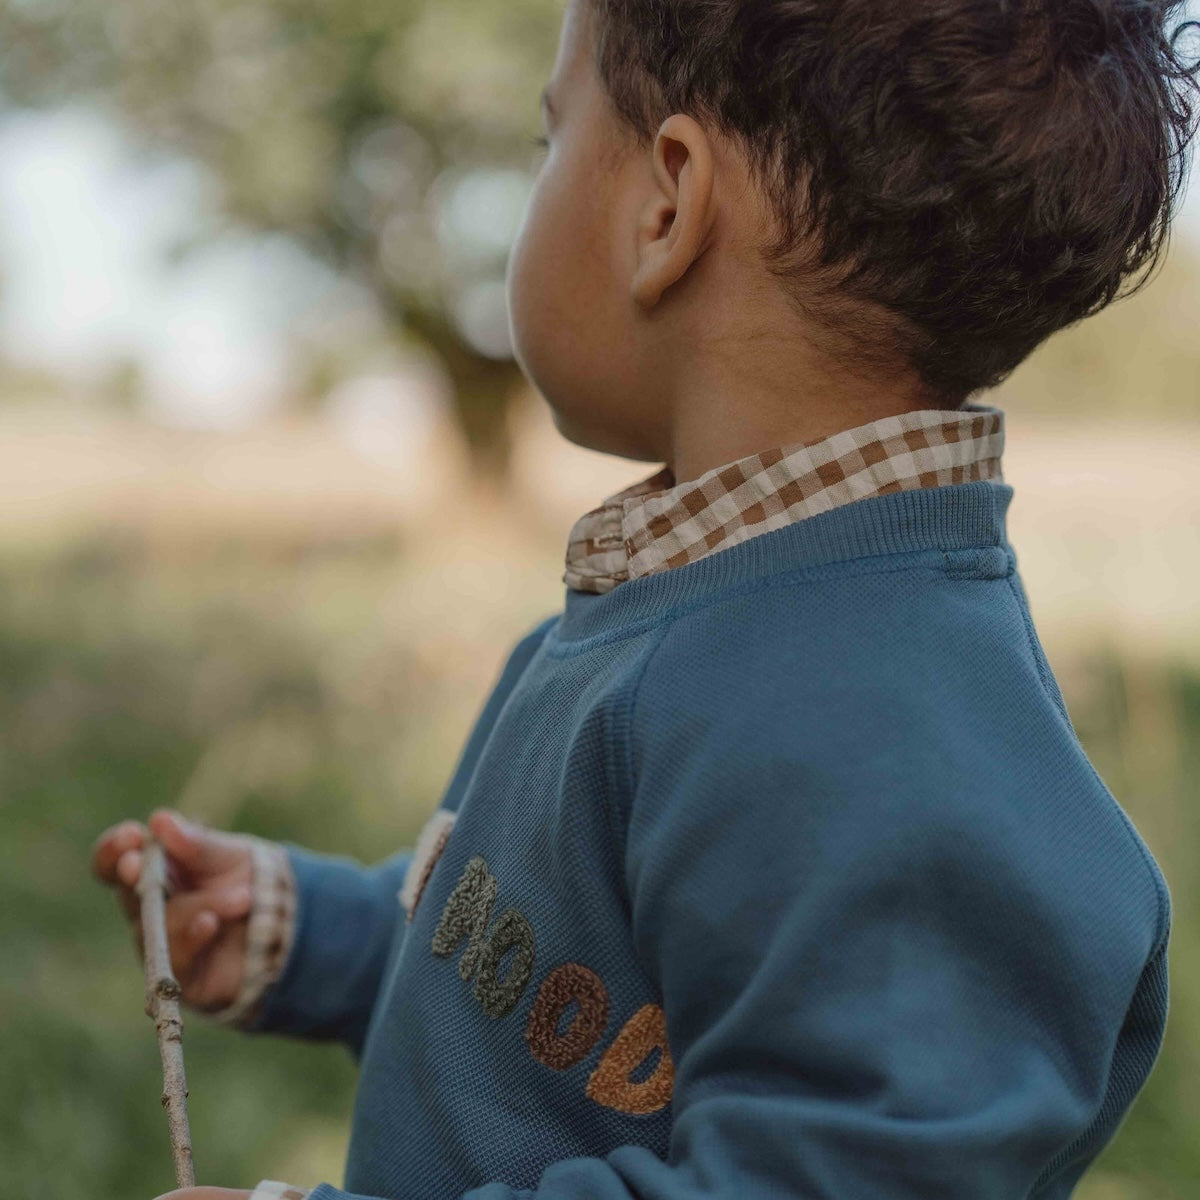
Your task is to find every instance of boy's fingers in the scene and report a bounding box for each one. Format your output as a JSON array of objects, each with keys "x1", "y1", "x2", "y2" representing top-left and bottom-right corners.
[
  {"x1": 119, "y1": 849, "x2": 248, "y2": 930},
  {"x1": 165, "y1": 888, "x2": 250, "y2": 982},
  {"x1": 179, "y1": 911, "x2": 220, "y2": 972},
  {"x1": 189, "y1": 910, "x2": 220, "y2": 946},
  {"x1": 91, "y1": 820, "x2": 145, "y2": 884},
  {"x1": 148, "y1": 809, "x2": 247, "y2": 879},
  {"x1": 103, "y1": 818, "x2": 252, "y2": 968},
  {"x1": 203, "y1": 883, "x2": 254, "y2": 921},
  {"x1": 94, "y1": 820, "x2": 184, "y2": 903},
  {"x1": 165, "y1": 884, "x2": 253, "y2": 946},
  {"x1": 117, "y1": 848, "x2": 142, "y2": 889},
  {"x1": 118, "y1": 846, "x2": 183, "y2": 894},
  {"x1": 126, "y1": 882, "x2": 250, "y2": 973}
]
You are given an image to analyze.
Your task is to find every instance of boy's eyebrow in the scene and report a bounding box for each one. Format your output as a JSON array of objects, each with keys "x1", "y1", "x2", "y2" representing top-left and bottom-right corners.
[{"x1": 540, "y1": 86, "x2": 558, "y2": 125}]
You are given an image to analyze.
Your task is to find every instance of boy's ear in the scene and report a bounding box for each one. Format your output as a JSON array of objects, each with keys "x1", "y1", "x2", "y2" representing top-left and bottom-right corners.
[{"x1": 631, "y1": 114, "x2": 716, "y2": 309}]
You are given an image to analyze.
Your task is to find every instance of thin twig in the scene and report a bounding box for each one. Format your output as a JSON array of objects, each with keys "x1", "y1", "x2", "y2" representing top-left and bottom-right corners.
[{"x1": 137, "y1": 833, "x2": 196, "y2": 1188}]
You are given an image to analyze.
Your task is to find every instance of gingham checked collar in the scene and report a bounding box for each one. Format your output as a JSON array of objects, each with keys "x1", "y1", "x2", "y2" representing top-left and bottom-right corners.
[{"x1": 563, "y1": 402, "x2": 1005, "y2": 595}]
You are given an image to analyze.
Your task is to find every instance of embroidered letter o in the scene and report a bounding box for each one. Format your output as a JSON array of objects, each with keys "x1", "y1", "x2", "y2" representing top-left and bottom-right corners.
[
  {"x1": 473, "y1": 907, "x2": 536, "y2": 1019},
  {"x1": 586, "y1": 1003, "x2": 675, "y2": 1115},
  {"x1": 525, "y1": 962, "x2": 609, "y2": 1070}
]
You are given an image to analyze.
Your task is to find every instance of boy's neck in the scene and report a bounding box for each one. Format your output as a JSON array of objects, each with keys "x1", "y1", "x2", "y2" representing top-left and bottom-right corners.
[{"x1": 661, "y1": 355, "x2": 938, "y2": 485}]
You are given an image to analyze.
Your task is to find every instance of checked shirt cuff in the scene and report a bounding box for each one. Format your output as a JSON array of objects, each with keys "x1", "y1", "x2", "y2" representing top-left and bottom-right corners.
[
  {"x1": 249, "y1": 1182, "x2": 312, "y2": 1200},
  {"x1": 206, "y1": 836, "x2": 297, "y2": 1029}
]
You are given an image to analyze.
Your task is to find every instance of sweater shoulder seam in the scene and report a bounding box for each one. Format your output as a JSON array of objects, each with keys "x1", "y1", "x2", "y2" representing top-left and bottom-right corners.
[{"x1": 622, "y1": 621, "x2": 676, "y2": 820}]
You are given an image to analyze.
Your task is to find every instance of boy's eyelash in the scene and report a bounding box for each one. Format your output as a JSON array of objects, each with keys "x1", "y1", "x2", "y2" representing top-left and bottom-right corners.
[{"x1": 528, "y1": 135, "x2": 550, "y2": 149}]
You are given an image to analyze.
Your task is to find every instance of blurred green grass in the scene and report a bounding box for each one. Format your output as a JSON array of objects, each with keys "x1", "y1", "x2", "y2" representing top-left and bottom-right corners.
[{"x1": 1, "y1": 533, "x2": 1197, "y2": 1199}]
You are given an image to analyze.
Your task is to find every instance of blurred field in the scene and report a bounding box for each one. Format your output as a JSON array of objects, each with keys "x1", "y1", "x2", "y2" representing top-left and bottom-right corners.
[{"x1": 2, "y1": 390, "x2": 1199, "y2": 1198}]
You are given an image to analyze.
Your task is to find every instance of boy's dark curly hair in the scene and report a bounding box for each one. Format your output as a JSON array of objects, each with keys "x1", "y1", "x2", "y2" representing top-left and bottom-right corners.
[{"x1": 587, "y1": 0, "x2": 1200, "y2": 404}]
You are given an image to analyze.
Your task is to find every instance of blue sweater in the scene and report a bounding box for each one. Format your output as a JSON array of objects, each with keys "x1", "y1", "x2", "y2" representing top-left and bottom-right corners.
[{"x1": 251, "y1": 479, "x2": 1170, "y2": 1200}]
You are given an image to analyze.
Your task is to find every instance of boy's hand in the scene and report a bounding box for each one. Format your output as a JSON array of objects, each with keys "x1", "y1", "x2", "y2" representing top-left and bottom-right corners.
[
  {"x1": 152, "y1": 1189, "x2": 252, "y2": 1199},
  {"x1": 92, "y1": 808, "x2": 255, "y2": 1013}
]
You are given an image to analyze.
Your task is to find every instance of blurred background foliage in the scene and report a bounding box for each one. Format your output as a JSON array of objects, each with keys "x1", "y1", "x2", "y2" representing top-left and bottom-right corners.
[
  {"x1": 0, "y1": 0, "x2": 564, "y2": 477},
  {"x1": 1, "y1": 1, "x2": 1199, "y2": 1198}
]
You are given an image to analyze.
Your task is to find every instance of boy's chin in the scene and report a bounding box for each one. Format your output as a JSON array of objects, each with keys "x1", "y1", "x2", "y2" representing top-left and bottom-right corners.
[
  {"x1": 545, "y1": 401, "x2": 663, "y2": 466},
  {"x1": 546, "y1": 403, "x2": 597, "y2": 452}
]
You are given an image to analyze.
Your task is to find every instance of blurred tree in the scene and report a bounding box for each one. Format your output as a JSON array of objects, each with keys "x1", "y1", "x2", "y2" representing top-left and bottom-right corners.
[
  {"x1": 0, "y1": 0, "x2": 1195, "y2": 465},
  {"x1": 0, "y1": 0, "x2": 563, "y2": 482}
]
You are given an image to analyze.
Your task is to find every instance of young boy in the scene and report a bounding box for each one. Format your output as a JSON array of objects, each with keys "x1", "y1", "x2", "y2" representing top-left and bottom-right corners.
[{"x1": 94, "y1": 1, "x2": 1197, "y2": 1197}]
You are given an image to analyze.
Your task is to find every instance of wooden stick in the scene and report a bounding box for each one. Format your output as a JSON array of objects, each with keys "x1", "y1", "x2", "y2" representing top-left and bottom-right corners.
[{"x1": 136, "y1": 832, "x2": 197, "y2": 1189}]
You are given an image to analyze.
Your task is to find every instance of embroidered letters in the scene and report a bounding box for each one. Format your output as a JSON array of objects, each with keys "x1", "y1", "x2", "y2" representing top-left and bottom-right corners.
[
  {"x1": 431, "y1": 854, "x2": 498, "y2": 982},
  {"x1": 433, "y1": 855, "x2": 675, "y2": 1115},
  {"x1": 526, "y1": 963, "x2": 609, "y2": 1069},
  {"x1": 586, "y1": 1003, "x2": 674, "y2": 1115}
]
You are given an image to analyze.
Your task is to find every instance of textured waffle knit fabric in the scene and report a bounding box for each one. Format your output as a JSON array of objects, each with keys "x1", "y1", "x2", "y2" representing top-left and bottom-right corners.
[{"x1": 238, "y1": 423, "x2": 1170, "y2": 1200}]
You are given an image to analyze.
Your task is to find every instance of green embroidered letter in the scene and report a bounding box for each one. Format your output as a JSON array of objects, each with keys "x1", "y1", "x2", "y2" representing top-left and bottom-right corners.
[
  {"x1": 432, "y1": 855, "x2": 498, "y2": 982},
  {"x1": 474, "y1": 908, "x2": 536, "y2": 1018}
]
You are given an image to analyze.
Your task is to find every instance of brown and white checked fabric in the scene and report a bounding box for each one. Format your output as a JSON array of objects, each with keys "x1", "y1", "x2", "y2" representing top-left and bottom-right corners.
[
  {"x1": 208, "y1": 835, "x2": 296, "y2": 1030},
  {"x1": 563, "y1": 402, "x2": 1006, "y2": 594},
  {"x1": 248, "y1": 1181, "x2": 312, "y2": 1200}
]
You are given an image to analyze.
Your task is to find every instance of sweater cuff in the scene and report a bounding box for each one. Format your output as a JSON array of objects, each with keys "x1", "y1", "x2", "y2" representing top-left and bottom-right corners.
[
  {"x1": 206, "y1": 837, "x2": 296, "y2": 1029},
  {"x1": 249, "y1": 1181, "x2": 312, "y2": 1200},
  {"x1": 239, "y1": 842, "x2": 414, "y2": 1050}
]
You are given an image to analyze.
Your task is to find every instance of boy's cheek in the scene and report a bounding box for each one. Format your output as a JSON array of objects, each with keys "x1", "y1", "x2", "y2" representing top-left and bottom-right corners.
[
  {"x1": 506, "y1": 226, "x2": 582, "y2": 417},
  {"x1": 505, "y1": 202, "x2": 551, "y2": 376}
]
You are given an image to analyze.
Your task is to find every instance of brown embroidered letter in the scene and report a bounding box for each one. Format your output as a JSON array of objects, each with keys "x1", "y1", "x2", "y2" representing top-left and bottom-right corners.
[
  {"x1": 526, "y1": 963, "x2": 609, "y2": 1070},
  {"x1": 586, "y1": 1003, "x2": 674, "y2": 1115}
]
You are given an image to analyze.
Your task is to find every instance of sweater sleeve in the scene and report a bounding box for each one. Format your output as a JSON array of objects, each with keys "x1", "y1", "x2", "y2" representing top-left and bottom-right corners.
[
  {"x1": 243, "y1": 842, "x2": 414, "y2": 1057},
  {"x1": 292, "y1": 627, "x2": 1167, "y2": 1200}
]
